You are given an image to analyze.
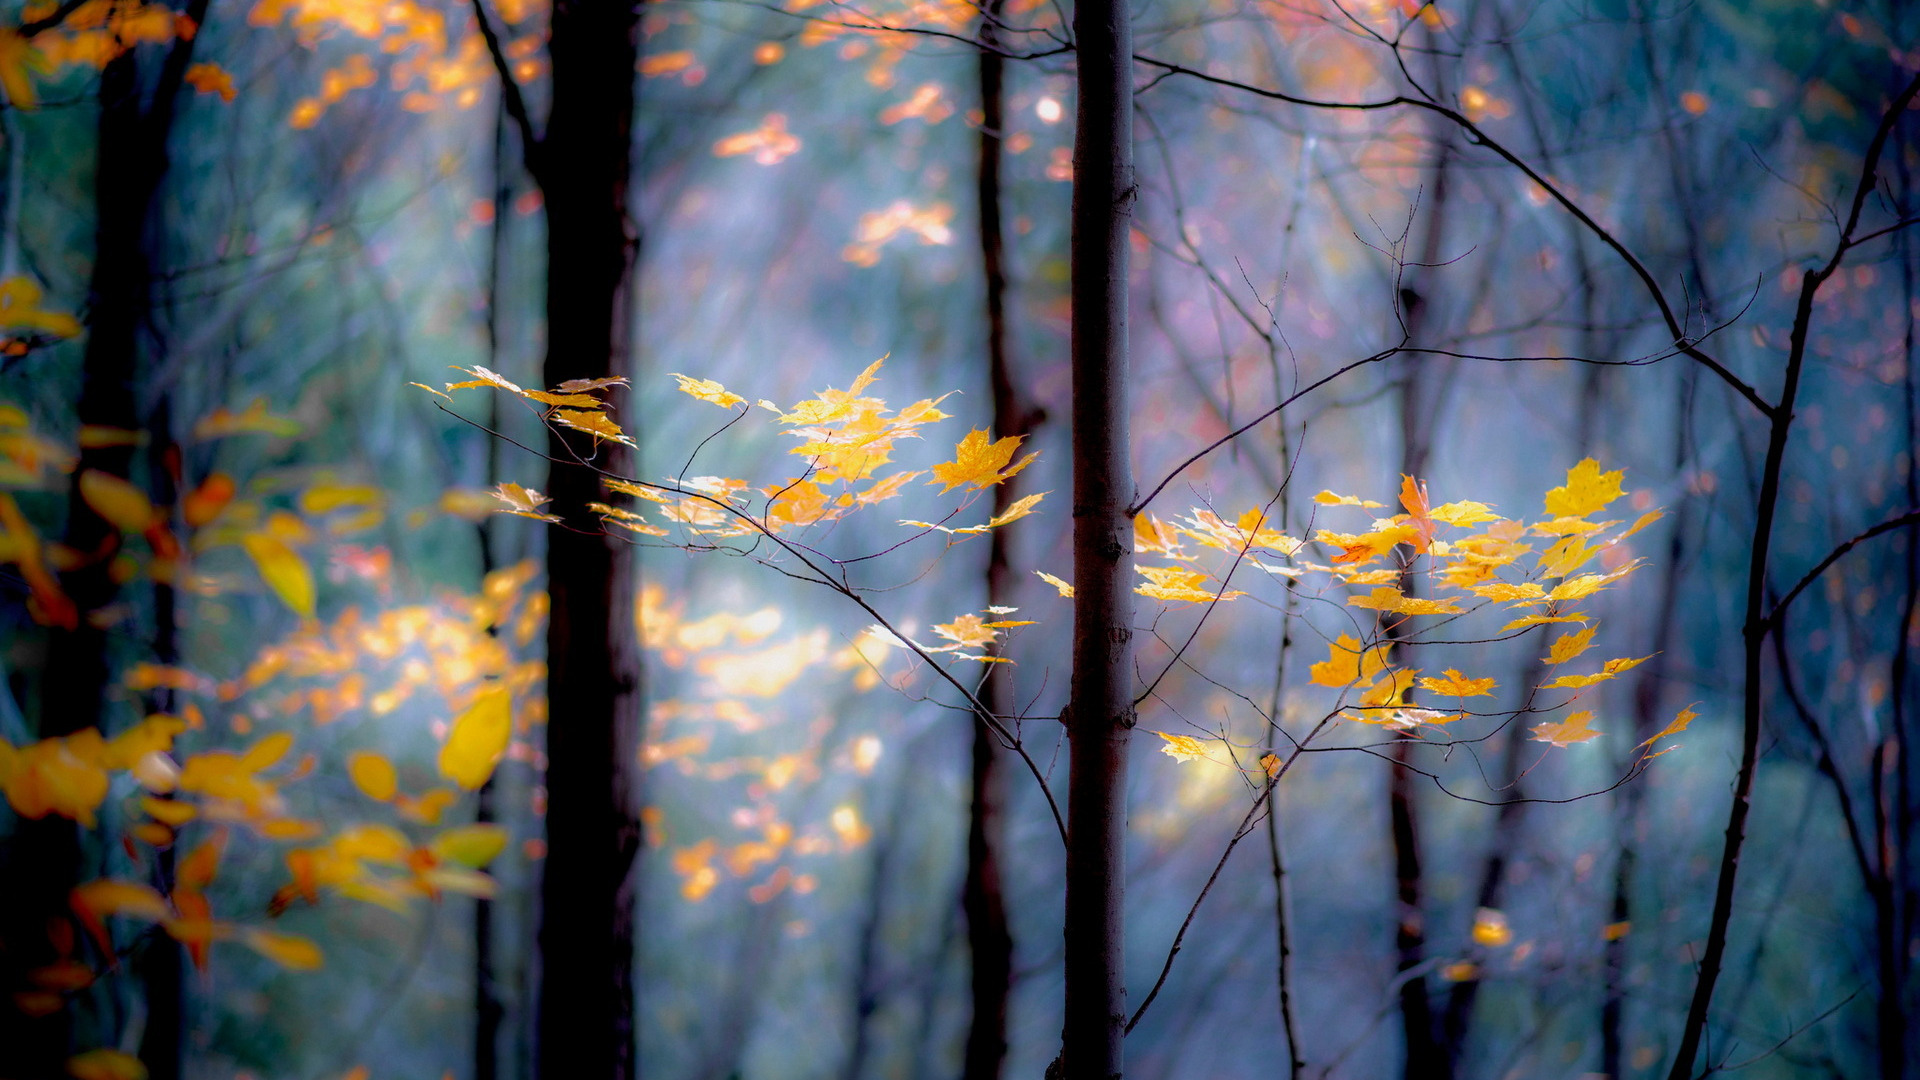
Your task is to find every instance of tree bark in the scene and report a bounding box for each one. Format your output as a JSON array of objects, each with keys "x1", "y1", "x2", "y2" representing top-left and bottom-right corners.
[
  {"x1": 963, "y1": 11, "x2": 1024, "y2": 1075},
  {"x1": 1062, "y1": 0, "x2": 1135, "y2": 1072},
  {"x1": 533, "y1": 4, "x2": 644, "y2": 1079}
]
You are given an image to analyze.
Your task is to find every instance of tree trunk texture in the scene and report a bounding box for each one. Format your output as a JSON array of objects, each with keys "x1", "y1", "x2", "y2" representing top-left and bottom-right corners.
[
  {"x1": 534, "y1": 4, "x2": 644, "y2": 1079},
  {"x1": 1063, "y1": 0, "x2": 1134, "y2": 1071},
  {"x1": 963, "y1": 11, "x2": 1024, "y2": 1075}
]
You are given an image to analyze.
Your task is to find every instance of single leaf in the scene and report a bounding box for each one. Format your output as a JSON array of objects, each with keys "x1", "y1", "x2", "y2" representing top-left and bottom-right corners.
[
  {"x1": 1313, "y1": 490, "x2": 1383, "y2": 508},
  {"x1": 347, "y1": 751, "x2": 397, "y2": 802},
  {"x1": 432, "y1": 823, "x2": 510, "y2": 868},
  {"x1": 1469, "y1": 581, "x2": 1543, "y2": 602},
  {"x1": 242, "y1": 928, "x2": 324, "y2": 970},
  {"x1": 670, "y1": 373, "x2": 747, "y2": 409},
  {"x1": 986, "y1": 491, "x2": 1046, "y2": 528},
  {"x1": 1545, "y1": 625, "x2": 1598, "y2": 665},
  {"x1": 490, "y1": 482, "x2": 561, "y2": 523},
  {"x1": 1543, "y1": 458, "x2": 1625, "y2": 518},
  {"x1": 1471, "y1": 908, "x2": 1512, "y2": 947},
  {"x1": 1135, "y1": 565, "x2": 1242, "y2": 603},
  {"x1": 551, "y1": 409, "x2": 636, "y2": 446},
  {"x1": 1308, "y1": 634, "x2": 1389, "y2": 688},
  {"x1": 1638, "y1": 704, "x2": 1699, "y2": 750},
  {"x1": 928, "y1": 428, "x2": 1036, "y2": 493},
  {"x1": 182, "y1": 473, "x2": 236, "y2": 528},
  {"x1": 241, "y1": 533, "x2": 315, "y2": 618},
  {"x1": 1501, "y1": 612, "x2": 1588, "y2": 631},
  {"x1": 1418, "y1": 669, "x2": 1497, "y2": 698},
  {"x1": 79, "y1": 470, "x2": 155, "y2": 532},
  {"x1": 439, "y1": 686, "x2": 511, "y2": 790},
  {"x1": 1529, "y1": 709, "x2": 1602, "y2": 747},
  {"x1": 1154, "y1": 732, "x2": 1208, "y2": 763},
  {"x1": 1348, "y1": 586, "x2": 1461, "y2": 616},
  {"x1": 1035, "y1": 571, "x2": 1074, "y2": 598}
]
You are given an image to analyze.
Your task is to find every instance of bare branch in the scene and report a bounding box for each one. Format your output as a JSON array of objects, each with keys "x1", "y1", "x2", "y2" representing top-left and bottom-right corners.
[
  {"x1": 470, "y1": 0, "x2": 545, "y2": 181},
  {"x1": 1765, "y1": 508, "x2": 1920, "y2": 632}
]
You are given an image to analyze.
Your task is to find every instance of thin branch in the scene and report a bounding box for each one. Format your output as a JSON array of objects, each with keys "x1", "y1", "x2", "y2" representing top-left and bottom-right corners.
[
  {"x1": 18, "y1": 0, "x2": 86, "y2": 38},
  {"x1": 469, "y1": 0, "x2": 544, "y2": 181},
  {"x1": 1765, "y1": 508, "x2": 1920, "y2": 632},
  {"x1": 1130, "y1": 54, "x2": 1777, "y2": 419}
]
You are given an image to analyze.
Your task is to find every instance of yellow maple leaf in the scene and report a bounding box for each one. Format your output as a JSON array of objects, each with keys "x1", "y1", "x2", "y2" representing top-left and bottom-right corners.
[
  {"x1": 929, "y1": 428, "x2": 1036, "y2": 493},
  {"x1": 1348, "y1": 586, "x2": 1462, "y2": 616},
  {"x1": 490, "y1": 482, "x2": 561, "y2": 523},
  {"x1": 1135, "y1": 565, "x2": 1242, "y2": 603},
  {"x1": 1136, "y1": 513, "x2": 1184, "y2": 556},
  {"x1": 1543, "y1": 458, "x2": 1625, "y2": 518},
  {"x1": 432, "y1": 823, "x2": 509, "y2": 868},
  {"x1": 1418, "y1": 669, "x2": 1497, "y2": 698},
  {"x1": 1430, "y1": 500, "x2": 1499, "y2": 526},
  {"x1": 1529, "y1": 709, "x2": 1601, "y2": 747},
  {"x1": 1501, "y1": 612, "x2": 1588, "y2": 631},
  {"x1": 1470, "y1": 581, "x2": 1543, "y2": 602},
  {"x1": 551, "y1": 408, "x2": 635, "y2": 446},
  {"x1": 1308, "y1": 634, "x2": 1389, "y2": 688},
  {"x1": 670, "y1": 373, "x2": 746, "y2": 409},
  {"x1": 1638, "y1": 703, "x2": 1699, "y2": 750},
  {"x1": 933, "y1": 612, "x2": 997, "y2": 650},
  {"x1": 986, "y1": 491, "x2": 1045, "y2": 528},
  {"x1": 1035, "y1": 570, "x2": 1074, "y2": 597},
  {"x1": 1545, "y1": 624, "x2": 1598, "y2": 665},
  {"x1": 1313, "y1": 490, "x2": 1383, "y2": 508},
  {"x1": 1154, "y1": 731, "x2": 1209, "y2": 763}
]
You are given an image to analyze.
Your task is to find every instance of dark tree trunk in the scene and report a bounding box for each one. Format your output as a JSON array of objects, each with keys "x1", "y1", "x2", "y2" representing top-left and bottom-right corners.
[
  {"x1": 532, "y1": 3, "x2": 644, "y2": 1079},
  {"x1": 962, "y1": 11, "x2": 1022, "y2": 1077},
  {"x1": 1062, "y1": 0, "x2": 1135, "y2": 1071},
  {"x1": 1, "y1": 10, "x2": 202, "y2": 1074}
]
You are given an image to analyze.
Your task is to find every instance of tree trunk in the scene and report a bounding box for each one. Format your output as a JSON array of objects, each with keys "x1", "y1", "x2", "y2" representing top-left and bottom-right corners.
[
  {"x1": 533, "y1": 4, "x2": 644, "y2": 1079},
  {"x1": 1, "y1": 11, "x2": 202, "y2": 1073},
  {"x1": 963, "y1": 12, "x2": 1023, "y2": 1075},
  {"x1": 1062, "y1": 0, "x2": 1135, "y2": 1071}
]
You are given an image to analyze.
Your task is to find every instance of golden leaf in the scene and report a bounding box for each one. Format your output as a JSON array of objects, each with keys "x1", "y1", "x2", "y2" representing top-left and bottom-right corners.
[
  {"x1": 490, "y1": 482, "x2": 561, "y2": 523},
  {"x1": 1543, "y1": 458, "x2": 1625, "y2": 518},
  {"x1": 1308, "y1": 634, "x2": 1389, "y2": 688},
  {"x1": 241, "y1": 533, "x2": 315, "y2": 618},
  {"x1": 1035, "y1": 571, "x2": 1074, "y2": 597},
  {"x1": 242, "y1": 928, "x2": 324, "y2": 970},
  {"x1": 1529, "y1": 709, "x2": 1601, "y2": 747},
  {"x1": 347, "y1": 751, "x2": 397, "y2": 802},
  {"x1": 670, "y1": 373, "x2": 747, "y2": 409},
  {"x1": 1349, "y1": 586, "x2": 1461, "y2": 616},
  {"x1": 1638, "y1": 704, "x2": 1699, "y2": 750},
  {"x1": 551, "y1": 409, "x2": 635, "y2": 446},
  {"x1": 1418, "y1": 669, "x2": 1497, "y2": 698},
  {"x1": 1544, "y1": 625, "x2": 1598, "y2": 665},
  {"x1": 64, "y1": 1050, "x2": 147, "y2": 1080},
  {"x1": 928, "y1": 428, "x2": 1036, "y2": 493},
  {"x1": 1540, "y1": 655, "x2": 1650, "y2": 690},
  {"x1": 439, "y1": 686, "x2": 511, "y2": 790},
  {"x1": 1154, "y1": 732, "x2": 1208, "y2": 763}
]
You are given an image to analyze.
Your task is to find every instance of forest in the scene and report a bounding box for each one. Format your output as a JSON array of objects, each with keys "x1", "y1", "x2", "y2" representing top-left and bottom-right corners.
[{"x1": 0, "y1": 0, "x2": 1915, "y2": 1078}]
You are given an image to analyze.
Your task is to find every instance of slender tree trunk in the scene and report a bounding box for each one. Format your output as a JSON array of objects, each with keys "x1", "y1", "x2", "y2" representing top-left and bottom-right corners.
[
  {"x1": 534, "y1": 4, "x2": 644, "y2": 1079},
  {"x1": 1, "y1": 12, "x2": 202, "y2": 1073},
  {"x1": 1667, "y1": 72, "x2": 1920, "y2": 1078},
  {"x1": 963, "y1": 12, "x2": 1024, "y2": 1075},
  {"x1": 473, "y1": 99, "x2": 515, "y2": 1080},
  {"x1": 1062, "y1": 0, "x2": 1135, "y2": 1071}
]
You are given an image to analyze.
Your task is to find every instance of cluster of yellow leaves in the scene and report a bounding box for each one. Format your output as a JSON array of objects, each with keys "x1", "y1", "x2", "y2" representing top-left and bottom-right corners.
[
  {"x1": 430, "y1": 359, "x2": 1047, "y2": 545},
  {"x1": 1145, "y1": 462, "x2": 1692, "y2": 759}
]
